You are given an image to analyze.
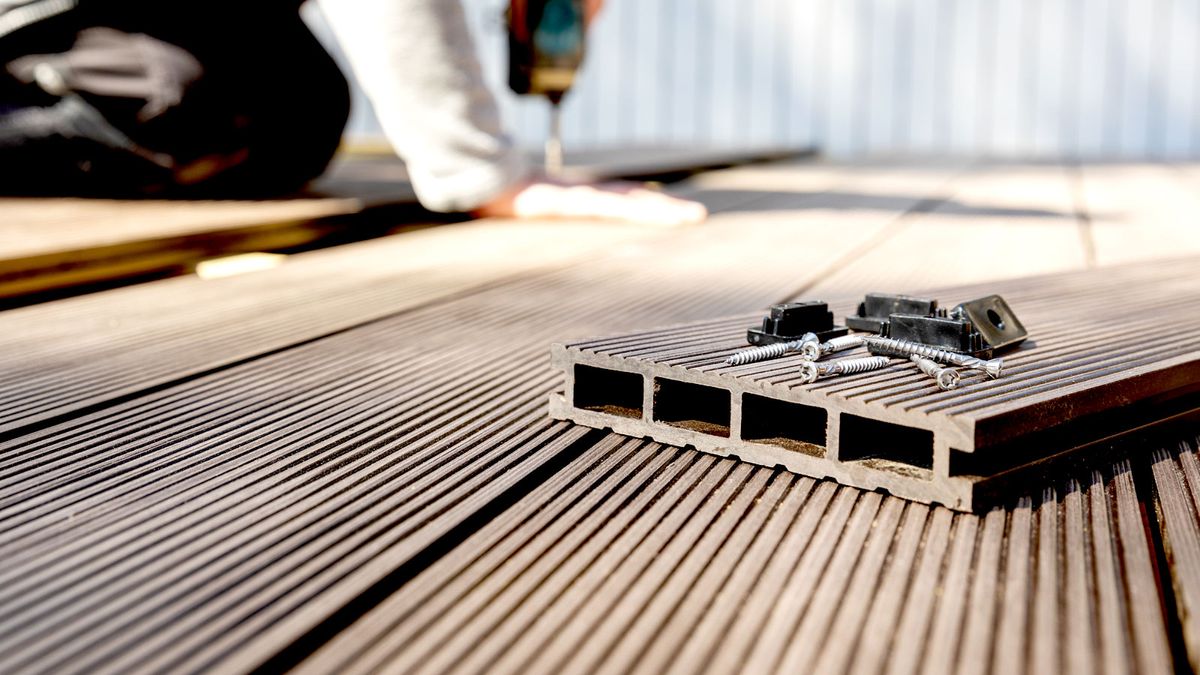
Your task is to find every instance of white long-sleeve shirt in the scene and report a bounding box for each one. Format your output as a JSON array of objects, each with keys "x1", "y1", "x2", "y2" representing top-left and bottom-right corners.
[{"x1": 316, "y1": 0, "x2": 530, "y2": 212}]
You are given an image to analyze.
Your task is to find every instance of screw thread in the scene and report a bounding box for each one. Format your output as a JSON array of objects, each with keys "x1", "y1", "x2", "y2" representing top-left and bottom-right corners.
[
  {"x1": 802, "y1": 355, "x2": 893, "y2": 383},
  {"x1": 725, "y1": 333, "x2": 818, "y2": 366},
  {"x1": 834, "y1": 355, "x2": 894, "y2": 375},
  {"x1": 865, "y1": 337, "x2": 1003, "y2": 378},
  {"x1": 811, "y1": 334, "x2": 866, "y2": 359}
]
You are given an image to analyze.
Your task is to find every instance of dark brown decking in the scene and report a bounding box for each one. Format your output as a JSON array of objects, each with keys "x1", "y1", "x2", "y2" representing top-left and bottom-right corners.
[
  {"x1": 300, "y1": 440, "x2": 1179, "y2": 675},
  {"x1": 549, "y1": 258, "x2": 1200, "y2": 510},
  {"x1": 0, "y1": 159, "x2": 1198, "y2": 673}
]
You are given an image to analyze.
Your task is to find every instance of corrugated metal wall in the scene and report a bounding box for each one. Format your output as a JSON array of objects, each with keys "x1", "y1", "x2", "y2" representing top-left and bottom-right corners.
[{"x1": 310, "y1": 0, "x2": 1200, "y2": 159}]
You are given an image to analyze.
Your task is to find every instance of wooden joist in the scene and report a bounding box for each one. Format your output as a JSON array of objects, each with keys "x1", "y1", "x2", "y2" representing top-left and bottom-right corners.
[{"x1": 0, "y1": 155, "x2": 399, "y2": 301}]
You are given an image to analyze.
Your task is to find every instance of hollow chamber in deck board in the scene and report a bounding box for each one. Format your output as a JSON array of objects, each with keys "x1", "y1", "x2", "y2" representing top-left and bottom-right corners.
[{"x1": 740, "y1": 393, "x2": 826, "y2": 456}]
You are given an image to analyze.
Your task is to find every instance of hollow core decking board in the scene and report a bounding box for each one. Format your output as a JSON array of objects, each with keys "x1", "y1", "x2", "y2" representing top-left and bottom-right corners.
[
  {"x1": 299, "y1": 436, "x2": 1176, "y2": 675},
  {"x1": 0, "y1": 162, "x2": 965, "y2": 672},
  {"x1": 552, "y1": 256, "x2": 1200, "y2": 511}
]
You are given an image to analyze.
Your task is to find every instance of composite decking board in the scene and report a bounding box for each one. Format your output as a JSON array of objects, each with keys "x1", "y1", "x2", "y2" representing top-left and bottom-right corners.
[
  {"x1": 1150, "y1": 438, "x2": 1200, "y2": 672},
  {"x1": 0, "y1": 162, "x2": 967, "y2": 672},
  {"x1": 550, "y1": 146, "x2": 817, "y2": 183},
  {"x1": 3, "y1": 161, "x2": 1192, "y2": 671},
  {"x1": 1080, "y1": 163, "x2": 1200, "y2": 266},
  {"x1": 0, "y1": 147, "x2": 810, "y2": 298},
  {"x1": 806, "y1": 163, "x2": 1088, "y2": 296},
  {"x1": 550, "y1": 254, "x2": 1200, "y2": 509},
  {"x1": 0, "y1": 160, "x2": 961, "y2": 438},
  {"x1": 299, "y1": 437, "x2": 1177, "y2": 674},
  {"x1": 0, "y1": 219, "x2": 665, "y2": 435}
]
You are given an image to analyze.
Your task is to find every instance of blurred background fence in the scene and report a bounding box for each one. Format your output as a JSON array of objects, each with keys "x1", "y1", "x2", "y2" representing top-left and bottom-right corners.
[{"x1": 306, "y1": 0, "x2": 1200, "y2": 159}]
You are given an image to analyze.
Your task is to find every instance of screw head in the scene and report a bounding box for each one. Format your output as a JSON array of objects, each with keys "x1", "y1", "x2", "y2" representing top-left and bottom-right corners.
[
  {"x1": 800, "y1": 341, "x2": 820, "y2": 360},
  {"x1": 936, "y1": 369, "x2": 960, "y2": 390},
  {"x1": 799, "y1": 361, "x2": 819, "y2": 384},
  {"x1": 983, "y1": 359, "x2": 1003, "y2": 379}
]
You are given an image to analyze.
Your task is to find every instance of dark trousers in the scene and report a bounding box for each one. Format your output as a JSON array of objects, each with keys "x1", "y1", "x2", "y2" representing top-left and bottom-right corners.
[{"x1": 0, "y1": 1, "x2": 350, "y2": 197}]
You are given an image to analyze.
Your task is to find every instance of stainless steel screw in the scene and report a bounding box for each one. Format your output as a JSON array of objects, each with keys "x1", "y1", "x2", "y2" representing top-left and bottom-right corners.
[
  {"x1": 864, "y1": 336, "x2": 1003, "y2": 378},
  {"x1": 799, "y1": 355, "x2": 893, "y2": 383},
  {"x1": 910, "y1": 354, "x2": 961, "y2": 390},
  {"x1": 801, "y1": 334, "x2": 867, "y2": 360},
  {"x1": 725, "y1": 332, "x2": 819, "y2": 366}
]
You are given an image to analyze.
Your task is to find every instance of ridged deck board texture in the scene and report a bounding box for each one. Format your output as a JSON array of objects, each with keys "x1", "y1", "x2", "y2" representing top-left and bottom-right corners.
[
  {"x1": 301, "y1": 436, "x2": 1176, "y2": 675},
  {"x1": 3, "y1": 161, "x2": 1198, "y2": 673},
  {"x1": 0, "y1": 159, "x2": 958, "y2": 438},
  {"x1": 1150, "y1": 437, "x2": 1200, "y2": 672},
  {"x1": 551, "y1": 256, "x2": 1200, "y2": 510},
  {"x1": 0, "y1": 161, "x2": 969, "y2": 673},
  {"x1": 0, "y1": 219, "x2": 661, "y2": 436}
]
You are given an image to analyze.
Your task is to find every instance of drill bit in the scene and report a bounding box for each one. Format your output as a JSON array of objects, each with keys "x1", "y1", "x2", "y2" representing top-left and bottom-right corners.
[{"x1": 545, "y1": 102, "x2": 563, "y2": 177}]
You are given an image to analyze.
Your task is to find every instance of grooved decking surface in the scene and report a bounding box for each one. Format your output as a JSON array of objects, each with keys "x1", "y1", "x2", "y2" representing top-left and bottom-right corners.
[
  {"x1": 550, "y1": 257, "x2": 1200, "y2": 510},
  {"x1": 302, "y1": 438, "x2": 1178, "y2": 675},
  {"x1": 1, "y1": 160, "x2": 1199, "y2": 673}
]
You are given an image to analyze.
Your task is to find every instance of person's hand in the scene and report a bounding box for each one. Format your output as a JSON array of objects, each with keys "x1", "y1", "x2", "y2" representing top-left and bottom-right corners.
[
  {"x1": 584, "y1": 0, "x2": 604, "y2": 23},
  {"x1": 474, "y1": 178, "x2": 708, "y2": 228}
]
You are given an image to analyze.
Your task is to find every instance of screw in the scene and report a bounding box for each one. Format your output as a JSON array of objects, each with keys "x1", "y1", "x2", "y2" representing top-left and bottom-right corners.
[
  {"x1": 725, "y1": 333, "x2": 819, "y2": 366},
  {"x1": 910, "y1": 354, "x2": 960, "y2": 390},
  {"x1": 801, "y1": 334, "x2": 867, "y2": 360},
  {"x1": 799, "y1": 355, "x2": 894, "y2": 384},
  {"x1": 864, "y1": 336, "x2": 1003, "y2": 378}
]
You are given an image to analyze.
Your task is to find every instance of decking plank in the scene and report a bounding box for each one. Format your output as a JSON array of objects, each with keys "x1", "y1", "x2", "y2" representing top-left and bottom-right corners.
[
  {"x1": 809, "y1": 163, "x2": 1088, "y2": 297},
  {"x1": 1, "y1": 160, "x2": 1193, "y2": 673},
  {"x1": 1150, "y1": 439, "x2": 1200, "y2": 672},
  {"x1": 300, "y1": 439, "x2": 1176, "y2": 675},
  {"x1": 1078, "y1": 163, "x2": 1200, "y2": 266},
  {"x1": 0, "y1": 160, "x2": 960, "y2": 672}
]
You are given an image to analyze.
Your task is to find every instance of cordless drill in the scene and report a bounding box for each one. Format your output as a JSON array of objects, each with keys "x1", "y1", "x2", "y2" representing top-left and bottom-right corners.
[{"x1": 507, "y1": 0, "x2": 586, "y2": 176}]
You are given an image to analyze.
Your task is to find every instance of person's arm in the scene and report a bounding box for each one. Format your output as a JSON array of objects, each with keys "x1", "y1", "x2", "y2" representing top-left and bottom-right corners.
[
  {"x1": 316, "y1": 0, "x2": 528, "y2": 212},
  {"x1": 316, "y1": 0, "x2": 706, "y2": 226}
]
